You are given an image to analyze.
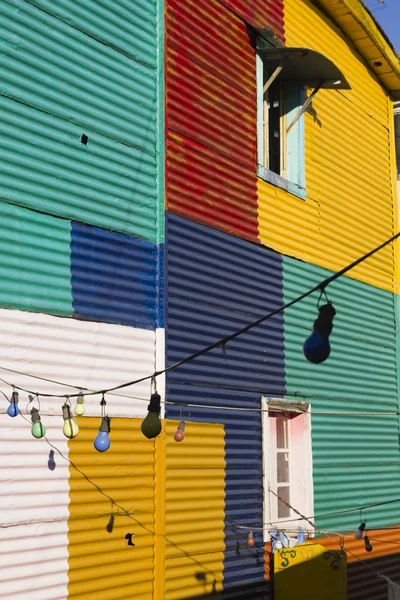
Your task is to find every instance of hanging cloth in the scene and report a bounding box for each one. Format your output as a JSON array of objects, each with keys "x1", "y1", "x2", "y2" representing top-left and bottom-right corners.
[{"x1": 379, "y1": 575, "x2": 400, "y2": 600}]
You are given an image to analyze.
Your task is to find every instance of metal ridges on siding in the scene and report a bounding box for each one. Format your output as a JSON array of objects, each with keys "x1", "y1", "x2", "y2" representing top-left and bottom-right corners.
[
  {"x1": 282, "y1": 256, "x2": 399, "y2": 533},
  {"x1": 165, "y1": 214, "x2": 286, "y2": 594},
  {"x1": 166, "y1": 214, "x2": 285, "y2": 393},
  {"x1": 71, "y1": 222, "x2": 160, "y2": 330},
  {"x1": 0, "y1": 309, "x2": 156, "y2": 418},
  {"x1": 167, "y1": 46, "x2": 256, "y2": 170},
  {"x1": 218, "y1": 0, "x2": 285, "y2": 42},
  {"x1": 0, "y1": 415, "x2": 70, "y2": 600},
  {"x1": 167, "y1": 132, "x2": 259, "y2": 243},
  {"x1": 158, "y1": 420, "x2": 226, "y2": 599},
  {"x1": 0, "y1": 95, "x2": 157, "y2": 241},
  {"x1": 0, "y1": 1, "x2": 158, "y2": 241},
  {"x1": 0, "y1": 202, "x2": 72, "y2": 316},
  {"x1": 26, "y1": 0, "x2": 157, "y2": 68},
  {"x1": 167, "y1": 0, "x2": 255, "y2": 93},
  {"x1": 67, "y1": 418, "x2": 155, "y2": 599},
  {"x1": 0, "y1": 0, "x2": 156, "y2": 152}
]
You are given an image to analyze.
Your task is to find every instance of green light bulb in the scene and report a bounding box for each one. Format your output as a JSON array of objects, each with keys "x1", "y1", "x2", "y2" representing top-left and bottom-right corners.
[
  {"x1": 30, "y1": 408, "x2": 46, "y2": 439},
  {"x1": 141, "y1": 393, "x2": 162, "y2": 439}
]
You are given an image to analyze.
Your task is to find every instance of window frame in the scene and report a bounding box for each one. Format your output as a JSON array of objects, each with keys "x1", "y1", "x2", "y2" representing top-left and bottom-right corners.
[
  {"x1": 256, "y1": 50, "x2": 307, "y2": 200},
  {"x1": 262, "y1": 397, "x2": 314, "y2": 542}
]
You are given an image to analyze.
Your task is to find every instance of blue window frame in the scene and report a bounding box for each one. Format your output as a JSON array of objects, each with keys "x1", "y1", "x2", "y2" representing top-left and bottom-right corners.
[{"x1": 256, "y1": 51, "x2": 306, "y2": 200}]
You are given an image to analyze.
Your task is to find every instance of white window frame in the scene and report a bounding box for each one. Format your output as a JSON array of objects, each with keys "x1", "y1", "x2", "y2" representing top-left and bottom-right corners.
[{"x1": 262, "y1": 397, "x2": 314, "y2": 543}]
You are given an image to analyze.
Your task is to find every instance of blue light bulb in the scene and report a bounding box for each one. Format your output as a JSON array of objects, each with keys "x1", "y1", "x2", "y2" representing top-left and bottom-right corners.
[
  {"x1": 303, "y1": 330, "x2": 331, "y2": 364},
  {"x1": 94, "y1": 416, "x2": 111, "y2": 453},
  {"x1": 7, "y1": 391, "x2": 20, "y2": 417},
  {"x1": 303, "y1": 302, "x2": 336, "y2": 364}
]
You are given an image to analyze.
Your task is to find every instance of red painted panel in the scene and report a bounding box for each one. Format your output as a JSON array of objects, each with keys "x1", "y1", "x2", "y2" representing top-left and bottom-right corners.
[
  {"x1": 167, "y1": 0, "x2": 255, "y2": 94},
  {"x1": 166, "y1": 132, "x2": 259, "y2": 242},
  {"x1": 167, "y1": 46, "x2": 256, "y2": 170},
  {"x1": 219, "y1": 0, "x2": 285, "y2": 41}
]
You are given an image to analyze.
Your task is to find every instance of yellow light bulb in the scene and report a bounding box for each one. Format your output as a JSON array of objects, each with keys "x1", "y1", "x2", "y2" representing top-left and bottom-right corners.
[
  {"x1": 62, "y1": 404, "x2": 79, "y2": 439},
  {"x1": 74, "y1": 393, "x2": 85, "y2": 416}
]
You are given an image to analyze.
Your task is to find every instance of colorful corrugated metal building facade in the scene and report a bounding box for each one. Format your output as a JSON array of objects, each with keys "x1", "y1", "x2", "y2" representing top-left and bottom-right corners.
[{"x1": 1, "y1": 0, "x2": 400, "y2": 598}]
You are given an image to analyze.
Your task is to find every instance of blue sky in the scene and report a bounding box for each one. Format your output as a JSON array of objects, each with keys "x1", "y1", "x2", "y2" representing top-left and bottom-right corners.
[{"x1": 373, "y1": 1, "x2": 400, "y2": 53}]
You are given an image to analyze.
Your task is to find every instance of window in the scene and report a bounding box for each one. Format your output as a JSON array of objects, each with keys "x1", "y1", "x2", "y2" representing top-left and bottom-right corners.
[
  {"x1": 262, "y1": 398, "x2": 313, "y2": 542},
  {"x1": 257, "y1": 52, "x2": 306, "y2": 199},
  {"x1": 256, "y1": 42, "x2": 350, "y2": 200}
]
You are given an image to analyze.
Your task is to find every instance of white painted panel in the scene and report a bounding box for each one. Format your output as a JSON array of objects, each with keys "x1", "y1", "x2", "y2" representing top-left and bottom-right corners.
[
  {"x1": 0, "y1": 309, "x2": 163, "y2": 418},
  {"x1": 0, "y1": 415, "x2": 69, "y2": 599}
]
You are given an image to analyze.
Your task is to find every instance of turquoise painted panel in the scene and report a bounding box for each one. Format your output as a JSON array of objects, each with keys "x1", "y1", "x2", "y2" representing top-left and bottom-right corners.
[
  {"x1": 27, "y1": 0, "x2": 157, "y2": 68},
  {"x1": 282, "y1": 256, "x2": 399, "y2": 532},
  {"x1": 0, "y1": 95, "x2": 157, "y2": 241},
  {"x1": 0, "y1": 0, "x2": 156, "y2": 152},
  {"x1": 0, "y1": 203, "x2": 72, "y2": 315}
]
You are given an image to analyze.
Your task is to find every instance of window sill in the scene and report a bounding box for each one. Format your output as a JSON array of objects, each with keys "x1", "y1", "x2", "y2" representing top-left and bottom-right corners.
[{"x1": 257, "y1": 166, "x2": 307, "y2": 201}]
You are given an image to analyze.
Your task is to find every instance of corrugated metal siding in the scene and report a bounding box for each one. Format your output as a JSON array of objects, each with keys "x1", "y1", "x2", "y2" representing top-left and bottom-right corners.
[
  {"x1": 166, "y1": 132, "x2": 259, "y2": 251},
  {"x1": 0, "y1": 1, "x2": 159, "y2": 241},
  {"x1": 26, "y1": 0, "x2": 157, "y2": 68},
  {"x1": 167, "y1": 0, "x2": 255, "y2": 94},
  {"x1": 0, "y1": 203, "x2": 72, "y2": 316},
  {"x1": 258, "y1": 0, "x2": 395, "y2": 293},
  {"x1": 319, "y1": 531, "x2": 400, "y2": 600},
  {"x1": 165, "y1": 213, "x2": 285, "y2": 595},
  {"x1": 282, "y1": 256, "x2": 399, "y2": 533},
  {"x1": 71, "y1": 222, "x2": 160, "y2": 330},
  {"x1": 67, "y1": 418, "x2": 155, "y2": 599},
  {"x1": 166, "y1": 0, "x2": 260, "y2": 243},
  {"x1": 217, "y1": 0, "x2": 285, "y2": 41},
  {"x1": 167, "y1": 47, "x2": 256, "y2": 170},
  {"x1": 0, "y1": 309, "x2": 156, "y2": 418},
  {"x1": 156, "y1": 420, "x2": 225, "y2": 600},
  {"x1": 0, "y1": 415, "x2": 70, "y2": 600}
]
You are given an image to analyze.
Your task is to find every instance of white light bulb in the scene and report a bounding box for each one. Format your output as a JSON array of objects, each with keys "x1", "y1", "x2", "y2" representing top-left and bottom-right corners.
[{"x1": 74, "y1": 393, "x2": 85, "y2": 416}]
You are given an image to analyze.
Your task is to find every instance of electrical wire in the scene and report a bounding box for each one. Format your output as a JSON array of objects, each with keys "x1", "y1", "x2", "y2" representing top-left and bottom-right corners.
[{"x1": 0, "y1": 230, "x2": 398, "y2": 400}]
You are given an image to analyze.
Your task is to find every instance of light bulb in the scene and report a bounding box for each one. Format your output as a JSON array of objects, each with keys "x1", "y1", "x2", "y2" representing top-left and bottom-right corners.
[
  {"x1": 364, "y1": 535, "x2": 373, "y2": 552},
  {"x1": 62, "y1": 403, "x2": 79, "y2": 439},
  {"x1": 94, "y1": 416, "x2": 111, "y2": 452},
  {"x1": 354, "y1": 522, "x2": 366, "y2": 539},
  {"x1": 303, "y1": 302, "x2": 336, "y2": 364},
  {"x1": 31, "y1": 407, "x2": 46, "y2": 439},
  {"x1": 247, "y1": 531, "x2": 255, "y2": 547},
  {"x1": 141, "y1": 393, "x2": 162, "y2": 439},
  {"x1": 7, "y1": 390, "x2": 20, "y2": 417},
  {"x1": 174, "y1": 421, "x2": 186, "y2": 442},
  {"x1": 74, "y1": 393, "x2": 85, "y2": 416}
]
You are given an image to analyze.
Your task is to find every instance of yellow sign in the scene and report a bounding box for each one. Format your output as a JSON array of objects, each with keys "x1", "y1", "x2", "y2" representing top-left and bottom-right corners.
[{"x1": 274, "y1": 542, "x2": 347, "y2": 600}]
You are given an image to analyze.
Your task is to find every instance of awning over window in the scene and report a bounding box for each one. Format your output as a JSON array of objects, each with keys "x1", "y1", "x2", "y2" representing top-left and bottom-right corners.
[{"x1": 258, "y1": 47, "x2": 351, "y2": 90}]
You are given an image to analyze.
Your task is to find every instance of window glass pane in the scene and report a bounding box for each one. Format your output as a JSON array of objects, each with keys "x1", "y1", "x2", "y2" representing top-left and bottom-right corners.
[
  {"x1": 277, "y1": 451, "x2": 290, "y2": 483},
  {"x1": 276, "y1": 417, "x2": 289, "y2": 448},
  {"x1": 277, "y1": 486, "x2": 290, "y2": 519}
]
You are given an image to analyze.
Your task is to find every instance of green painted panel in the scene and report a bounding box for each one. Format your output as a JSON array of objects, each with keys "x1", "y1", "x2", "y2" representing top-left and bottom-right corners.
[
  {"x1": 283, "y1": 256, "x2": 399, "y2": 532},
  {"x1": 0, "y1": 0, "x2": 162, "y2": 242},
  {"x1": 0, "y1": 95, "x2": 157, "y2": 241},
  {"x1": 0, "y1": 203, "x2": 73, "y2": 315}
]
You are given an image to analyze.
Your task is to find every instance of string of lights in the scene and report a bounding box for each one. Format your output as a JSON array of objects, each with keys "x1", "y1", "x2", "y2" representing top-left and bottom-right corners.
[{"x1": 0, "y1": 230, "x2": 399, "y2": 451}]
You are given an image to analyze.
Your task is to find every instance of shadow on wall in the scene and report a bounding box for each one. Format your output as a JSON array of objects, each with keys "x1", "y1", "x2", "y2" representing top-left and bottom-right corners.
[{"x1": 177, "y1": 580, "x2": 271, "y2": 600}]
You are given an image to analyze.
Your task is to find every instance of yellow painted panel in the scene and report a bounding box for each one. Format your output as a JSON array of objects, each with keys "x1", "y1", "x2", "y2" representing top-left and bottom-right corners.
[
  {"x1": 155, "y1": 420, "x2": 226, "y2": 600},
  {"x1": 258, "y1": 0, "x2": 396, "y2": 292},
  {"x1": 68, "y1": 418, "x2": 156, "y2": 600},
  {"x1": 274, "y1": 542, "x2": 347, "y2": 600}
]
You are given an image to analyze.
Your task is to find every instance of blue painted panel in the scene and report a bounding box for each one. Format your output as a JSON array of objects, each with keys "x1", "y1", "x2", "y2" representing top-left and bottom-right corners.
[
  {"x1": 71, "y1": 221, "x2": 163, "y2": 329},
  {"x1": 165, "y1": 213, "x2": 285, "y2": 593},
  {"x1": 166, "y1": 213, "x2": 285, "y2": 394}
]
